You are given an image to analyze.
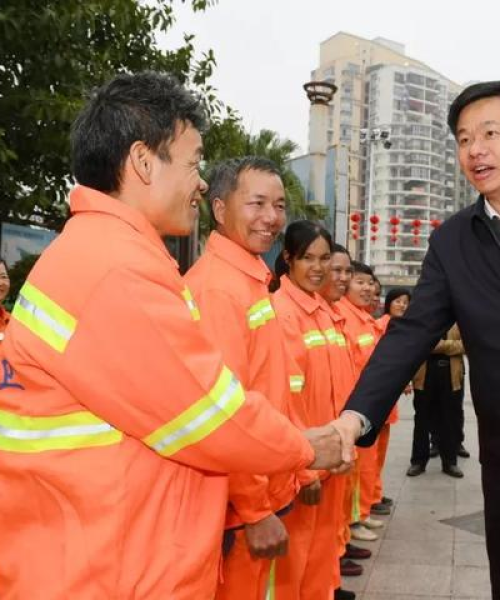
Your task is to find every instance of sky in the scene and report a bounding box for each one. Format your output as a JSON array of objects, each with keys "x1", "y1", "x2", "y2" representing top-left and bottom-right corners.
[{"x1": 163, "y1": 0, "x2": 500, "y2": 154}]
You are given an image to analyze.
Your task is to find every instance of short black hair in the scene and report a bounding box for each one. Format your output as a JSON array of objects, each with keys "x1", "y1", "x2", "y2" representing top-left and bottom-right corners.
[
  {"x1": 448, "y1": 81, "x2": 500, "y2": 137},
  {"x1": 0, "y1": 257, "x2": 7, "y2": 271},
  {"x1": 351, "y1": 261, "x2": 374, "y2": 277},
  {"x1": 331, "y1": 242, "x2": 351, "y2": 260},
  {"x1": 275, "y1": 220, "x2": 333, "y2": 280},
  {"x1": 384, "y1": 287, "x2": 411, "y2": 315},
  {"x1": 71, "y1": 71, "x2": 206, "y2": 193}
]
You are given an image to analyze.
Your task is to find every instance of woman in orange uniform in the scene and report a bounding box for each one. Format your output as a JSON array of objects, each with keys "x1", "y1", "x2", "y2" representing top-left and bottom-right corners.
[
  {"x1": 371, "y1": 288, "x2": 412, "y2": 515},
  {"x1": 272, "y1": 221, "x2": 356, "y2": 600}
]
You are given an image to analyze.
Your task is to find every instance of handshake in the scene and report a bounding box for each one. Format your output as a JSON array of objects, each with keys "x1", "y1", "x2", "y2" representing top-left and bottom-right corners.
[{"x1": 303, "y1": 412, "x2": 363, "y2": 474}]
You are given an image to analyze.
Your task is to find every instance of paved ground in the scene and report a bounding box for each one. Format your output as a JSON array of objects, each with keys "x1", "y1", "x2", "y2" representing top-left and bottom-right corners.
[{"x1": 342, "y1": 379, "x2": 492, "y2": 600}]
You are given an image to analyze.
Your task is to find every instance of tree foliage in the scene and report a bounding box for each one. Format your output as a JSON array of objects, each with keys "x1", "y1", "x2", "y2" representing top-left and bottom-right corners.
[{"x1": 0, "y1": 0, "x2": 218, "y2": 231}]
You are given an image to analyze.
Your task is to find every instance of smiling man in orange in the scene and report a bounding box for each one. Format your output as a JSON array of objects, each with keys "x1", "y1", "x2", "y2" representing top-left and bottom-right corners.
[
  {"x1": 336, "y1": 261, "x2": 383, "y2": 541},
  {"x1": 186, "y1": 158, "x2": 346, "y2": 600},
  {"x1": 0, "y1": 74, "x2": 347, "y2": 600}
]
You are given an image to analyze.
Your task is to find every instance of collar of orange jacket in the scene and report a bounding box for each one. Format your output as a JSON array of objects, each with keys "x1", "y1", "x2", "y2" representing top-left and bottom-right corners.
[
  {"x1": 329, "y1": 301, "x2": 346, "y2": 327},
  {"x1": 206, "y1": 231, "x2": 271, "y2": 284},
  {"x1": 338, "y1": 296, "x2": 377, "y2": 326},
  {"x1": 70, "y1": 186, "x2": 176, "y2": 263},
  {"x1": 279, "y1": 274, "x2": 325, "y2": 315}
]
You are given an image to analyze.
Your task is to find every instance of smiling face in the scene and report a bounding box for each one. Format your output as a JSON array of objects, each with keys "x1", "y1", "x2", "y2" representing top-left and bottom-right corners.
[
  {"x1": 288, "y1": 235, "x2": 332, "y2": 295},
  {"x1": 134, "y1": 122, "x2": 207, "y2": 237},
  {"x1": 0, "y1": 262, "x2": 10, "y2": 304},
  {"x1": 389, "y1": 294, "x2": 410, "y2": 317},
  {"x1": 346, "y1": 271, "x2": 374, "y2": 308},
  {"x1": 320, "y1": 251, "x2": 353, "y2": 302},
  {"x1": 212, "y1": 168, "x2": 286, "y2": 255},
  {"x1": 457, "y1": 96, "x2": 500, "y2": 206}
]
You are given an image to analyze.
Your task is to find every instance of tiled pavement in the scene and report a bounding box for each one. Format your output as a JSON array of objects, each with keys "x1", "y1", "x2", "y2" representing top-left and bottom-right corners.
[{"x1": 342, "y1": 380, "x2": 491, "y2": 600}]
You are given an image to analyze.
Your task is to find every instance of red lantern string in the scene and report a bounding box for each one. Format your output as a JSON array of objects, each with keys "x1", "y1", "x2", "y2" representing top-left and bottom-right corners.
[
  {"x1": 389, "y1": 216, "x2": 400, "y2": 226},
  {"x1": 371, "y1": 225, "x2": 378, "y2": 233},
  {"x1": 370, "y1": 215, "x2": 380, "y2": 225}
]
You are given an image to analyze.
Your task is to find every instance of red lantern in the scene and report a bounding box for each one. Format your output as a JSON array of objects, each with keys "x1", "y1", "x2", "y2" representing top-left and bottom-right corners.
[
  {"x1": 413, "y1": 238, "x2": 420, "y2": 246},
  {"x1": 371, "y1": 235, "x2": 377, "y2": 242},
  {"x1": 431, "y1": 219, "x2": 441, "y2": 228},
  {"x1": 390, "y1": 216, "x2": 400, "y2": 226},
  {"x1": 412, "y1": 228, "x2": 420, "y2": 236},
  {"x1": 351, "y1": 223, "x2": 359, "y2": 231},
  {"x1": 412, "y1": 219, "x2": 422, "y2": 228},
  {"x1": 390, "y1": 235, "x2": 398, "y2": 243},
  {"x1": 370, "y1": 215, "x2": 380, "y2": 225},
  {"x1": 390, "y1": 226, "x2": 399, "y2": 234},
  {"x1": 352, "y1": 232, "x2": 359, "y2": 240},
  {"x1": 371, "y1": 225, "x2": 378, "y2": 233},
  {"x1": 350, "y1": 213, "x2": 361, "y2": 223}
]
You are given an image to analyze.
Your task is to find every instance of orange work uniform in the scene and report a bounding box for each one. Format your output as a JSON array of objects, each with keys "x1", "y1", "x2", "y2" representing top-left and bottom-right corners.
[
  {"x1": 336, "y1": 297, "x2": 383, "y2": 522},
  {"x1": 186, "y1": 231, "x2": 300, "y2": 600},
  {"x1": 328, "y1": 302, "x2": 358, "y2": 567},
  {"x1": 0, "y1": 187, "x2": 315, "y2": 600},
  {"x1": 373, "y1": 313, "x2": 398, "y2": 505},
  {"x1": 0, "y1": 306, "x2": 9, "y2": 339},
  {"x1": 272, "y1": 275, "x2": 347, "y2": 599}
]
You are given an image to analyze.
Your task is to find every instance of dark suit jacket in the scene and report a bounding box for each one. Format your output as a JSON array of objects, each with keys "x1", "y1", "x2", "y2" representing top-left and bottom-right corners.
[{"x1": 345, "y1": 195, "x2": 500, "y2": 465}]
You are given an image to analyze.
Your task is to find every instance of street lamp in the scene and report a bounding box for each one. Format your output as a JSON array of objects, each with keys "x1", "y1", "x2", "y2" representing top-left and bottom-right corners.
[{"x1": 360, "y1": 126, "x2": 392, "y2": 264}]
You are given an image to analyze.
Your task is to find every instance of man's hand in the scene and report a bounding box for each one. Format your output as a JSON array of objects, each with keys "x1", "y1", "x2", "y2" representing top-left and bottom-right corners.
[
  {"x1": 329, "y1": 412, "x2": 362, "y2": 474},
  {"x1": 298, "y1": 479, "x2": 322, "y2": 506},
  {"x1": 304, "y1": 423, "x2": 343, "y2": 470},
  {"x1": 244, "y1": 514, "x2": 289, "y2": 559}
]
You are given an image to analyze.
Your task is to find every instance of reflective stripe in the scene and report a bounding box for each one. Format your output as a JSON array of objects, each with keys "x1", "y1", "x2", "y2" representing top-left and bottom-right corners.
[
  {"x1": 335, "y1": 332, "x2": 347, "y2": 347},
  {"x1": 12, "y1": 281, "x2": 77, "y2": 353},
  {"x1": 144, "y1": 365, "x2": 245, "y2": 456},
  {"x1": 265, "y1": 560, "x2": 276, "y2": 600},
  {"x1": 303, "y1": 329, "x2": 326, "y2": 349},
  {"x1": 181, "y1": 287, "x2": 201, "y2": 321},
  {"x1": 247, "y1": 298, "x2": 276, "y2": 330},
  {"x1": 0, "y1": 409, "x2": 122, "y2": 453},
  {"x1": 358, "y1": 333, "x2": 375, "y2": 347},
  {"x1": 289, "y1": 375, "x2": 305, "y2": 393},
  {"x1": 323, "y1": 328, "x2": 336, "y2": 344}
]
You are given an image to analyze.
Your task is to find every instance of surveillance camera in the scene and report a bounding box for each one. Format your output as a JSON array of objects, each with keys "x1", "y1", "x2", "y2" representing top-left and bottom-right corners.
[
  {"x1": 383, "y1": 140, "x2": 392, "y2": 149},
  {"x1": 372, "y1": 128, "x2": 381, "y2": 139},
  {"x1": 380, "y1": 129, "x2": 391, "y2": 140}
]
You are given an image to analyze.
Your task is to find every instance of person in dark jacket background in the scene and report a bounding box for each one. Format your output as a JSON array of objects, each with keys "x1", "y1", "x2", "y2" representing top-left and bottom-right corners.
[{"x1": 331, "y1": 81, "x2": 500, "y2": 599}]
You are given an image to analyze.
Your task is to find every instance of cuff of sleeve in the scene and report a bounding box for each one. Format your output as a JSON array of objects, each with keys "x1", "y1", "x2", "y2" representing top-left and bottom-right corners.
[{"x1": 342, "y1": 410, "x2": 372, "y2": 436}]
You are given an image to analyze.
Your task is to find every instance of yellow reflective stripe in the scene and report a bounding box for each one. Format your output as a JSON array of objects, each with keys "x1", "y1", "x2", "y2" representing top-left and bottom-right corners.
[
  {"x1": 181, "y1": 286, "x2": 201, "y2": 321},
  {"x1": 0, "y1": 409, "x2": 122, "y2": 453},
  {"x1": 289, "y1": 375, "x2": 305, "y2": 393},
  {"x1": 335, "y1": 333, "x2": 347, "y2": 347},
  {"x1": 12, "y1": 281, "x2": 77, "y2": 353},
  {"x1": 247, "y1": 298, "x2": 276, "y2": 330},
  {"x1": 358, "y1": 333, "x2": 375, "y2": 347},
  {"x1": 266, "y1": 560, "x2": 276, "y2": 600},
  {"x1": 303, "y1": 329, "x2": 326, "y2": 349},
  {"x1": 323, "y1": 328, "x2": 336, "y2": 344},
  {"x1": 144, "y1": 365, "x2": 245, "y2": 456}
]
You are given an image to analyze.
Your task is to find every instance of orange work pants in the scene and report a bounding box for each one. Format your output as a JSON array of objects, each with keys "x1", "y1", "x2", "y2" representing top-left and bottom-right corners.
[
  {"x1": 373, "y1": 424, "x2": 391, "y2": 505},
  {"x1": 215, "y1": 529, "x2": 272, "y2": 600},
  {"x1": 273, "y1": 477, "x2": 337, "y2": 600},
  {"x1": 331, "y1": 475, "x2": 346, "y2": 590},
  {"x1": 358, "y1": 444, "x2": 378, "y2": 521}
]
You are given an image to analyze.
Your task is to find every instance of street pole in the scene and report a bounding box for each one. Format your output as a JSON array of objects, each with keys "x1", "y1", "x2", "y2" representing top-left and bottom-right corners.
[{"x1": 364, "y1": 143, "x2": 376, "y2": 265}]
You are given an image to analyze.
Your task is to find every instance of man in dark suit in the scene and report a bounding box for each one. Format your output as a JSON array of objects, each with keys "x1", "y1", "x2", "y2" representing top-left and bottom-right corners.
[{"x1": 333, "y1": 81, "x2": 500, "y2": 599}]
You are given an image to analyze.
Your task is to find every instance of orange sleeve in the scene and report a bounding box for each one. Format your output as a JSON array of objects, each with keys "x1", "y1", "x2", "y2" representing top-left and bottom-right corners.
[
  {"x1": 57, "y1": 268, "x2": 314, "y2": 476},
  {"x1": 192, "y1": 288, "x2": 272, "y2": 524}
]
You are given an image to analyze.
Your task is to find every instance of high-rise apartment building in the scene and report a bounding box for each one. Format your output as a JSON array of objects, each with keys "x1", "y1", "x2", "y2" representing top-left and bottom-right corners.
[{"x1": 309, "y1": 32, "x2": 476, "y2": 287}]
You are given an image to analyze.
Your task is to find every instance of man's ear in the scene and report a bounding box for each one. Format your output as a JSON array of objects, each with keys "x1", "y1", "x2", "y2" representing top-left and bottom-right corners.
[
  {"x1": 212, "y1": 197, "x2": 226, "y2": 227},
  {"x1": 128, "y1": 141, "x2": 153, "y2": 184}
]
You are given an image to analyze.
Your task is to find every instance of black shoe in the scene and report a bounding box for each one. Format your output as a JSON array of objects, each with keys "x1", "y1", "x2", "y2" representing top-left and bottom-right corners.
[
  {"x1": 457, "y1": 444, "x2": 470, "y2": 458},
  {"x1": 334, "y1": 588, "x2": 356, "y2": 600},
  {"x1": 371, "y1": 501, "x2": 391, "y2": 515},
  {"x1": 406, "y1": 464, "x2": 425, "y2": 477},
  {"x1": 344, "y1": 543, "x2": 372, "y2": 560},
  {"x1": 429, "y1": 443, "x2": 439, "y2": 458},
  {"x1": 340, "y1": 558, "x2": 363, "y2": 576},
  {"x1": 442, "y1": 464, "x2": 464, "y2": 478},
  {"x1": 381, "y1": 495, "x2": 393, "y2": 506}
]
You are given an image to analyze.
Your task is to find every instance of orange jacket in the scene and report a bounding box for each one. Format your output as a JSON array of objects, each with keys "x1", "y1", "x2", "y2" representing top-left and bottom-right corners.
[
  {"x1": 377, "y1": 314, "x2": 399, "y2": 423},
  {"x1": 0, "y1": 306, "x2": 9, "y2": 343},
  {"x1": 273, "y1": 276, "x2": 350, "y2": 484},
  {"x1": 336, "y1": 297, "x2": 383, "y2": 379},
  {"x1": 0, "y1": 187, "x2": 314, "y2": 600},
  {"x1": 186, "y1": 231, "x2": 300, "y2": 527}
]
